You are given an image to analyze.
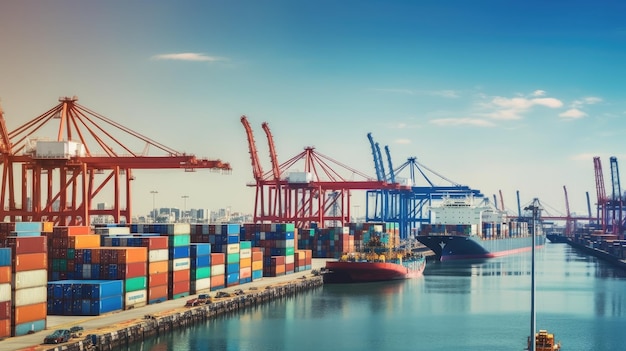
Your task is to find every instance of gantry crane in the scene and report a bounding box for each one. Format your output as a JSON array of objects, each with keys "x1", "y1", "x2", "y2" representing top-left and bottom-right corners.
[
  {"x1": 242, "y1": 118, "x2": 403, "y2": 228},
  {"x1": 593, "y1": 156, "x2": 609, "y2": 232},
  {"x1": 365, "y1": 133, "x2": 483, "y2": 239},
  {"x1": 0, "y1": 97, "x2": 231, "y2": 226}
]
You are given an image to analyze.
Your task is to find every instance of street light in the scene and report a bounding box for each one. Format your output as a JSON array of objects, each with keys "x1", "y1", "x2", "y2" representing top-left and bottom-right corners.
[
  {"x1": 150, "y1": 190, "x2": 158, "y2": 223},
  {"x1": 181, "y1": 195, "x2": 189, "y2": 223}
]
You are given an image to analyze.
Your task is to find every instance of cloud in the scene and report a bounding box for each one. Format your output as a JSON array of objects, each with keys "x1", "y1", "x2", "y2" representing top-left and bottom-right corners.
[
  {"x1": 482, "y1": 95, "x2": 564, "y2": 120},
  {"x1": 152, "y1": 53, "x2": 227, "y2": 62},
  {"x1": 394, "y1": 138, "x2": 412, "y2": 145},
  {"x1": 532, "y1": 90, "x2": 546, "y2": 97},
  {"x1": 430, "y1": 118, "x2": 495, "y2": 127},
  {"x1": 559, "y1": 108, "x2": 587, "y2": 119},
  {"x1": 572, "y1": 96, "x2": 602, "y2": 108}
]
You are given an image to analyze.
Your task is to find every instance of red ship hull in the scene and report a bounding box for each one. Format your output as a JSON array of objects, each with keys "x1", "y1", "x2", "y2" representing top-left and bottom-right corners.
[{"x1": 322, "y1": 259, "x2": 425, "y2": 284}]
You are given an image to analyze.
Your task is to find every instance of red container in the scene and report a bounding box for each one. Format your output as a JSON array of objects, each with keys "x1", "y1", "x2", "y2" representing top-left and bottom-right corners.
[
  {"x1": 170, "y1": 280, "x2": 190, "y2": 295},
  {"x1": 122, "y1": 261, "x2": 147, "y2": 279},
  {"x1": 0, "y1": 301, "x2": 10, "y2": 320},
  {"x1": 210, "y1": 253, "x2": 225, "y2": 265},
  {"x1": 143, "y1": 236, "x2": 168, "y2": 250},
  {"x1": 285, "y1": 263, "x2": 295, "y2": 272},
  {"x1": 53, "y1": 225, "x2": 92, "y2": 235},
  {"x1": 6, "y1": 236, "x2": 47, "y2": 255}
]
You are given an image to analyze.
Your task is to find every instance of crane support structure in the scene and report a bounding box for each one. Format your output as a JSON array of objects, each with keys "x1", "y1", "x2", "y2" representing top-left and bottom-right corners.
[
  {"x1": 593, "y1": 156, "x2": 609, "y2": 232},
  {"x1": 243, "y1": 121, "x2": 405, "y2": 229},
  {"x1": 0, "y1": 97, "x2": 231, "y2": 226}
]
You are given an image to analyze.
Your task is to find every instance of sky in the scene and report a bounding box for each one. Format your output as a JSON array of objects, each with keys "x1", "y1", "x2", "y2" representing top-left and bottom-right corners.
[{"x1": 1, "y1": 1, "x2": 625, "y2": 220}]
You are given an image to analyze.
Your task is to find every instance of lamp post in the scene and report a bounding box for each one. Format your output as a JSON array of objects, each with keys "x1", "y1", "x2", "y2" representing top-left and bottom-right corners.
[
  {"x1": 181, "y1": 195, "x2": 189, "y2": 223},
  {"x1": 150, "y1": 190, "x2": 158, "y2": 223}
]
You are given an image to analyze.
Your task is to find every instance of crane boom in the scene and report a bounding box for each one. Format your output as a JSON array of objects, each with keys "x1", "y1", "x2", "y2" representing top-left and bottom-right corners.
[
  {"x1": 367, "y1": 133, "x2": 385, "y2": 181},
  {"x1": 384, "y1": 145, "x2": 395, "y2": 183},
  {"x1": 240, "y1": 116, "x2": 264, "y2": 181},
  {"x1": 262, "y1": 122, "x2": 281, "y2": 181}
]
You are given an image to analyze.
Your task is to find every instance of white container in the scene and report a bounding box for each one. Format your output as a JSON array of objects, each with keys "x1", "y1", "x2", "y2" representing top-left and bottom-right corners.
[
  {"x1": 226, "y1": 243, "x2": 240, "y2": 254},
  {"x1": 13, "y1": 269, "x2": 47, "y2": 290},
  {"x1": 95, "y1": 227, "x2": 130, "y2": 235},
  {"x1": 287, "y1": 171, "x2": 313, "y2": 183},
  {"x1": 13, "y1": 286, "x2": 47, "y2": 306},
  {"x1": 124, "y1": 289, "x2": 147, "y2": 308},
  {"x1": 211, "y1": 264, "x2": 225, "y2": 276},
  {"x1": 239, "y1": 248, "x2": 252, "y2": 258},
  {"x1": 166, "y1": 223, "x2": 190, "y2": 235},
  {"x1": 285, "y1": 255, "x2": 295, "y2": 264},
  {"x1": 0, "y1": 283, "x2": 11, "y2": 302},
  {"x1": 35, "y1": 140, "x2": 85, "y2": 158},
  {"x1": 171, "y1": 258, "x2": 190, "y2": 271},
  {"x1": 149, "y1": 249, "x2": 169, "y2": 262},
  {"x1": 193, "y1": 278, "x2": 211, "y2": 292},
  {"x1": 82, "y1": 264, "x2": 92, "y2": 279}
]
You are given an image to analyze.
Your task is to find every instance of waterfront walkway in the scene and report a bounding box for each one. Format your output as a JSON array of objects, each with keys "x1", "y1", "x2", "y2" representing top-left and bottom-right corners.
[{"x1": 3, "y1": 259, "x2": 330, "y2": 351}]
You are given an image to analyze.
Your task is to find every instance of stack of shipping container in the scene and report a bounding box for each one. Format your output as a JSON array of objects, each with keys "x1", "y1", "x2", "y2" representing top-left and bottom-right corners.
[
  {"x1": 47, "y1": 280, "x2": 124, "y2": 316},
  {"x1": 0, "y1": 248, "x2": 11, "y2": 338},
  {"x1": 189, "y1": 243, "x2": 211, "y2": 294}
]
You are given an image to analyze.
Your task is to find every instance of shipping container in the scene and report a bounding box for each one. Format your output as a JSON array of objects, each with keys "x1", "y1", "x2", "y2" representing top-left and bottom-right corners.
[
  {"x1": 0, "y1": 300, "x2": 9, "y2": 319},
  {"x1": 190, "y1": 278, "x2": 211, "y2": 293},
  {"x1": 13, "y1": 269, "x2": 47, "y2": 290},
  {"x1": 12, "y1": 302, "x2": 46, "y2": 324},
  {"x1": 171, "y1": 258, "x2": 190, "y2": 271},
  {"x1": 13, "y1": 286, "x2": 47, "y2": 306},
  {"x1": 0, "y1": 249, "x2": 10, "y2": 266},
  {"x1": 0, "y1": 266, "x2": 10, "y2": 284},
  {"x1": 169, "y1": 269, "x2": 189, "y2": 283},
  {"x1": 148, "y1": 249, "x2": 169, "y2": 262},
  {"x1": 148, "y1": 285, "x2": 168, "y2": 304},
  {"x1": 125, "y1": 276, "x2": 147, "y2": 292},
  {"x1": 170, "y1": 280, "x2": 190, "y2": 296},
  {"x1": 12, "y1": 318, "x2": 46, "y2": 336},
  {"x1": 210, "y1": 275, "x2": 225, "y2": 290},
  {"x1": 149, "y1": 272, "x2": 168, "y2": 287},
  {"x1": 148, "y1": 261, "x2": 168, "y2": 275},
  {"x1": 124, "y1": 289, "x2": 147, "y2": 309},
  {"x1": 211, "y1": 264, "x2": 225, "y2": 276},
  {"x1": 210, "y1": 253, "x2": 225, "y2": 265},
  {"x1": 6, "y1": 236, "x2": 47, "y2": 254}
]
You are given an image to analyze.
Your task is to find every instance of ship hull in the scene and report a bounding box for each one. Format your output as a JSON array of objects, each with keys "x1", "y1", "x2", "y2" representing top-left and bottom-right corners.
[
  {"x1": 417, "y1": 234, "x2": 545, "y2": 261},
  {"x1": 322, "y1": 259, "x2": 425, "y2": 284}
]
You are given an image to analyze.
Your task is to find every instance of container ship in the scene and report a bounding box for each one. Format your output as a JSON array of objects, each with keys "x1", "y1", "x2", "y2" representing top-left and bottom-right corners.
[
  {"x1": 322, "y1": 230, "x2": 425, "y2": 283},
  {"x1": 417, "y1": 196, "x2": 545, "y2": 261}
]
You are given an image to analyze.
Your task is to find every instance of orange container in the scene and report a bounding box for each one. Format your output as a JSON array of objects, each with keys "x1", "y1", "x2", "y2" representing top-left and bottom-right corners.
[
  {"x1": 69, "y1": 234, "x2": 101, "y2": 249},
  {"x1": 13, "y1": 302, "x2": 47, "y2": 324},
  {"x1": 275, "y1": 264, "x2": 285, "y2": 274},
  {"x1": 107, "y1": 247, "x2": 147, "y2": 264},
  {"x1": 0, "y1": 319, "x2": 9, "y2": 338},
  {"x1": 149, "y1": 261, "x2": 169, "y2": 275},
  {"x1": 252, "y1": 251, "x2": 263, "y2": 261},
  {"x1": 210, "y1": 274, "x2": 225, "y2": 287},
  {"x1": 169, "y1": 269, "x2": 189, "y2": 283},
  {"x1": 13, "y1": 253, "x2": 47, "y2": 272},
  {"x1": 149, "y1": 272, "x2": 168, "y2": 287},
  {"x1": 148, "y1": 285, "x2": 168, "y2": 301},
  {"x1": 210, "y1": 253, "x2": 225, "y2": 265},
  {"x1": 0, "y1": 267, "x2": 11, "y2": 284},
  {"x1": 240, "y1": 257, "x2": 252, "y2": 268},
  {"x1": 42, "y1": 222, "x2": 54, "y2": 233},
  {"x1": 252, "y1": 260, "x2": 263, "y2": 271}
]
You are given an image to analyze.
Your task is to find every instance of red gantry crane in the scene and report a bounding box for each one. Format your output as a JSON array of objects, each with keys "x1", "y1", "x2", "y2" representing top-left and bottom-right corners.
[
  {"x1": 0, "y1": 97, "x2": 231, "y2": 226},
  {"x1": 241, "y1": 116, "x2": 406, "y2": 228}
]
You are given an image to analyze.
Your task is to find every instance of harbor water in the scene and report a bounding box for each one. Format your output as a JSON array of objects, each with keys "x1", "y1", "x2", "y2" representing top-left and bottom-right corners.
[{"x1": 119, "y1": 243, "x2": 626, "y2": 351}]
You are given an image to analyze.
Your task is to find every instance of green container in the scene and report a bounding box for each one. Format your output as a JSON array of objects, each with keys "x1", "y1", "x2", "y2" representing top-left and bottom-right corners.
[
  {"x1": 172, "y1": 292, "x2": 189, "y2": 300},
  {"x1": 66, "y1": 248, "x2": 75, "y2": 260},
  {"x1": 227, "y1": 253, "x2": 240, "y2": 264},
  {"x1": 192, "y1": 267, "x2": 211, "y2": 279},
  {"x1": 240, "y1": 241, "x2": 252, "y2": 249},
  {"x1": 58, "y1": 259, "x2": 67, "y2": 272},
  {"x1": 125, "y1": 276, "x2": 147, "y2": 292},
  {"x1": 285, "y1": 223, "x2": 295, "y2": 232},
  {"x1": 286, "y1": 247, "x2": 295, "y2": 256},
  {"x1": 52, "y1": 259, "x2": 60, "y2": 271},
  {"x1": 168, "y1": 234, "x2": 191, "y2": 247}
]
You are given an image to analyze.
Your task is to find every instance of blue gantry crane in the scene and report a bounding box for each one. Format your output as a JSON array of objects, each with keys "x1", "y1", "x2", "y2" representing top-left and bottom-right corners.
[{"x1": 365, "y1": 133, "x2": 483, "y2": 239}]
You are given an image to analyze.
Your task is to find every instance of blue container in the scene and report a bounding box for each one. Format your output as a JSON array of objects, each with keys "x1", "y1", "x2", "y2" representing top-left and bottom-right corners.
[
  {"x1": 226, "y1": 263, "x2": 240, "y2": 273},
  {"x1": 191, "y1": 255, "x2": 210, "y2": 268},
  {"x1": 252, "y1": 270, "x2": 263, "y2": 280},
  {"x1": 169, "y1": 246, "x2": 190, "y2": 259},
  {"x1": 226, "y1": 272, "x2": 240, "y2": 285},
  {"x1": 11, "y1": 230, "x2": 41, "y2": 237},
  {"x1": 0, "y1": 248, "x2": 11, "y2": 266},
  {"x1": 91, "y1": 295, "x2": 124, "y2": 315},
  {"x1": 226, "y1": 223, "x2": 240, "y2": 235},
  {"x1": 14, "y1": 221, "x2": 42, "y2": 232},
  {"x1": 84, "y1": 280, "x2": 124, "y2": 299},
  {"x1": 13, "y1": 319, "x2": 46, "y2": 336},
  {"x1": 190, "y1": 243, "x2": 211, "y2": 257},
  {"x1": 227, "y1": 233, "x2": 240, "y2": 244},
  {"x1": 47, "y1": 299, "x2": 64, "y2": 315}
]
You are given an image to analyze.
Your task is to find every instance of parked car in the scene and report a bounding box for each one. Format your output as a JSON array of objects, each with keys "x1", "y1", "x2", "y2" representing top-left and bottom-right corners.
[
  {"x1": 70, "y1": 326, "x2": 84, "y2": 337},
  {"x1": 43, "y1": 329, "x2": 71, "y2": 344},
  {"x1": 185, "y1": 293, "x2": 212, "y2": 307}
]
